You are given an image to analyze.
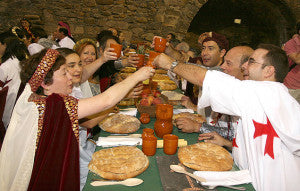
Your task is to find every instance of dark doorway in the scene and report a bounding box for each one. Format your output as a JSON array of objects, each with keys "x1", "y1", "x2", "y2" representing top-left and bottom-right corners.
[{"x1": 188, "y1": 0, "x2": 296, "y2": 49}]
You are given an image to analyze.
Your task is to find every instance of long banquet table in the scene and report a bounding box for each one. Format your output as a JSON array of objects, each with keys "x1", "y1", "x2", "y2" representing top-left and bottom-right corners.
[{"x1": 83, "y1": 109, "x2": 255, "y2": 191}]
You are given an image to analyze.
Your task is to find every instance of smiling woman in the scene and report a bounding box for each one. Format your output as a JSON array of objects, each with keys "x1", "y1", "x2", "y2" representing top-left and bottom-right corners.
[
  {"x1": 74, "y1": 38, "x2": 100, "y2": 95},
  {"x1": 0, "y1": 48, "x2": 155, "y2": 191},
  {"x1": 57, "y1": 48, "x2": 105, "y2": 190}
]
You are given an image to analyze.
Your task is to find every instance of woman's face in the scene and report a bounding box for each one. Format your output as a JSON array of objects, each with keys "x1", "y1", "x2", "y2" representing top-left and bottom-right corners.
[
  {"x1": 45, "y1": 64, "x2": 73, "y2": 95},
  {"x1": 80, "y1": 44, "x2": 96, "y2": 65},
  {"x1": 65, "y1": 53, "x2": 83, "y2": 84}
]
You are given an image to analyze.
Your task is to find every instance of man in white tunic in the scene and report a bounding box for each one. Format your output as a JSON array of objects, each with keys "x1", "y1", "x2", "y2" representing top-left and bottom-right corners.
[
  {"x1": 153, "y1": 43, "x2": 300, "y2": 191},
  {"x1": 198, "y1": 46, "x2": 254, "y2": 170}
]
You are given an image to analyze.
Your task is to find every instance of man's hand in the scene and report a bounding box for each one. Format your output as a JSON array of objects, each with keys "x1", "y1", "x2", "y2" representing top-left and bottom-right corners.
[
  {"x1": 101, "y1": 48, "x2": 118, "y2": 63},
  {"x1": 175, "y1": 117, "x2": 201, "y2": 133},
  {"x1": 126, "y1": 83, "x2": 143, "y2": 98},
  {"x1": 198, "y1": 131, "x2": 232, "y2": 150},
  {"x1": 181, "y1": 96, "x2": 197, "y2": 111},
  {"x1": 122, "y1": 54, "x2": 140, "y2": 67},
  {"x1": 129, "y1": 66, "x2": 155, "y2": 82},
  {"x1": 153, "y1": 53, "x2": 174, "y2": 70}
]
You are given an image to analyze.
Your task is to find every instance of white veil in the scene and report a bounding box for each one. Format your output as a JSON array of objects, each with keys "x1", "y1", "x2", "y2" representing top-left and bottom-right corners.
[{"x1": 0, "y1": 84, "x2": 39, "y2": 191}]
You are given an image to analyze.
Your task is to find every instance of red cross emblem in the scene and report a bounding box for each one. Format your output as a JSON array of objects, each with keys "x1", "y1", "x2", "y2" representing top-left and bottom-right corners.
[
  {"x1": 232, "y1": 137, "x2": 238, "y2": 148},
  {"x1": 253, "y1": 117, "x2": 279, "y2": 159}
]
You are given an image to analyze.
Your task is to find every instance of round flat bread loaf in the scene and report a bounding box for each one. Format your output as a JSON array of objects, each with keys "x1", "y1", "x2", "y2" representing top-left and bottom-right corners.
[
  {"x1": 99, "y1": 114, "x2": 141, "y2": 133},
  {"x1": 173, "y1": 112, "x2": 206, "y2": 125},
  {"x1": 89, "y1": 146, "x2": 149, "y2": 180},
  {"x1": 162, "y1": 91, "x2": 184, "y2": 101},
  {"x1": 152, "y1": 74, "x2": 170, "y2": 80},
  {"x1": 120, "y1": 67, "x2": 136, "y2": 73},
  {"x1": 118, "y1": 98, "x2": 135, "y2": 106},
  {"x1": 154, "y1": 80, "x2": 177, "y2": 90},
  {"x1": 178, "y1": 142, "x2": 233, "y2": 171},
  {"x1": 155, "y1": 69, "x2": 168, "y2": 74}
]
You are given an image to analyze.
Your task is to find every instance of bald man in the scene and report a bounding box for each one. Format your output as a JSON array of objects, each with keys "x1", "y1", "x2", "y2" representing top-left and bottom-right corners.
[
  {"x1": 198, "y1": 46, "x2": 254, "y2": 171},
  {"x1": 154, "y1": 43, "x2": 300, "y2": 191},
  {"x1": 176, "y1": 46, "x2": 254, "y2": 145}
]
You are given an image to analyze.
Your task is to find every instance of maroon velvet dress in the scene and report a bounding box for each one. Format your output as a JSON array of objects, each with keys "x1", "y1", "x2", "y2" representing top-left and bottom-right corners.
[{"x1": 27, "y1": 93, "x2": 80, "y2": 191}]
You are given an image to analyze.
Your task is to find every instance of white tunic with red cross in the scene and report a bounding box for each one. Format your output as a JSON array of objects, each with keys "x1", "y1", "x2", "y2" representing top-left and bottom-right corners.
[{"x1": 198, "y1": 71, "x2": 300, "y2": 191}]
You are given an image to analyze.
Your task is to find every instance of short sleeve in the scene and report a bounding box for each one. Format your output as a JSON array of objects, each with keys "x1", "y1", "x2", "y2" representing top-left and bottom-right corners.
[{"x1": 284, "y1": 39, "x2": 299, "y2": 55}]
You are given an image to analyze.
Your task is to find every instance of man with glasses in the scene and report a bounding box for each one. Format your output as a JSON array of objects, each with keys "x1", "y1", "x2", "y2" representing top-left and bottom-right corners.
[{"x1": 153, "y1": 43, "x2": 300, "y2": 191}]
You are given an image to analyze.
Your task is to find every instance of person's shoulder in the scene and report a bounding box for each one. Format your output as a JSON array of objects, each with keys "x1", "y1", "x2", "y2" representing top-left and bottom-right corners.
[
  {"x1": 47, "y1": 93, "x2": 78, "y2": 104},
  {"x1": 284, "y1": 37, "x2": 298, "y2": 47},
  {"x1": 47, "y1": 93, "x2": 64, "y2": 101},
  {"x1": 1, "y1": 57, "x2": 19, "y2": 67}
]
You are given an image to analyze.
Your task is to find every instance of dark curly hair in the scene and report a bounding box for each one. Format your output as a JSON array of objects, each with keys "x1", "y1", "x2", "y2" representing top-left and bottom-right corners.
[
  {"x1": 99, "y1": 35, "x2": 120, "y2": 51},
  {"x1": 20, "y1": 49, "x2": 66, "y2": 95},
  {"x1": 2, "y1": 37, "x2": 29, "y2": 63}
]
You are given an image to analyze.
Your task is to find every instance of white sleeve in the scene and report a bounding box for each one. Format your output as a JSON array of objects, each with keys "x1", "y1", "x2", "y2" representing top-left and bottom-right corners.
[
  {"x1": 198, "y1": 70, "x2": 247, "y2": 117},
  {"x1": 28, "y1": 43, "x2": 45, "y2": 55},
  {"x1": 0, "y1": 62, "x2": 9, "y2": 83}
]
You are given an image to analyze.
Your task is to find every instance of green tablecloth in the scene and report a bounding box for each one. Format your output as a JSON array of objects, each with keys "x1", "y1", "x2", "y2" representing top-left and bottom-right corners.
[{"x1": 83, "y1": 113, "x2": 255, "y2": 191}]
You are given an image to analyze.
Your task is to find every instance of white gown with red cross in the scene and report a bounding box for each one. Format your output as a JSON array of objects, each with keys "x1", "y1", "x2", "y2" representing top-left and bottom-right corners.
[{"x1": 198, "y1": 70, "x2": 300, "y2": 191}]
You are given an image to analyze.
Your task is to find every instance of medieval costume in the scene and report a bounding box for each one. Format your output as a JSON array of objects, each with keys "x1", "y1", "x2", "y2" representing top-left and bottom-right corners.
[
  {"x1": 0, "y1": 49, "x2": 80, "y2": 191},
  {"x1": 198, "y1": 70, "x2": 300, "y2": 191}
]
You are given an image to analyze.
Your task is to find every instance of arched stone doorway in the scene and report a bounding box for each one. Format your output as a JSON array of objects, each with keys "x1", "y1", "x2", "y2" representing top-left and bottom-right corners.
[{"x1": 186, "y1": 0, "x2": 296, "y2": 49}]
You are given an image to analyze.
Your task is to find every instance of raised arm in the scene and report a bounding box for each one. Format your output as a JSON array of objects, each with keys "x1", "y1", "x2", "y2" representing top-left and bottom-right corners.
[
  {"x1": 153, "y1": 53, "x2": 207, "y2": 87},
  {"x1": 288, "y1": 52, "x2": 300, "y2": 65},
  {"x1": 80, "y1": 47, "x2": 117, "y2": 82},
  {"x1": 152, "y1": 36, "x2": 189, "y2": 63},
  {"x1": 78, "y1": 66, "x2": 155, "y2": 119},
  {"x1": 284, "y1": 36, "x2": 300, "y2": 65}
]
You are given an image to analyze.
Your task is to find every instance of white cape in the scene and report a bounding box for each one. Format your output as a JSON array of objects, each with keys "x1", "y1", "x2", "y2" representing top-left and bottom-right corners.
[
  {"x1": 0, "y1": 84, "x2": 39, "y2": 191},
  {"x1": 198, "y1": 71, "x2": 300, "y2": 191}
]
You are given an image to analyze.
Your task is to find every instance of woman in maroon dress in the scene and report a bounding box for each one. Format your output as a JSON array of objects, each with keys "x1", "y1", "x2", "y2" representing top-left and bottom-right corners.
[{"x1": 0, "y1": 48, "x2": 155, "y2": 191}]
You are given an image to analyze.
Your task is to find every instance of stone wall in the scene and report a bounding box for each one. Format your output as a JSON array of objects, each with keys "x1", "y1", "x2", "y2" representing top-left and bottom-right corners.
[
  {"x1": 0, "y1": 0, "x2": 298, "y2": 47},
  {"x1": 286, "y1": 0, "x2": 300, "y2": 22},
  {"x1": 0, "y1": 0, "x2": 207, "y2": 43}
]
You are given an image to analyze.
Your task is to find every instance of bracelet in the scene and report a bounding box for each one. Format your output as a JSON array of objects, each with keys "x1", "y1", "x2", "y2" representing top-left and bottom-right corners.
[{"x1": 169, "y1": 60, "x2": 178, "y2": 72}]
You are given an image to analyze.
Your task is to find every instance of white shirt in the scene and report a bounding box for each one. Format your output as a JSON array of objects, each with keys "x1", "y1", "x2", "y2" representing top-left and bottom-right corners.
[
  {"x1": 28, "y1": 43, "x2": 45, "y2": 55},
  {"x1": 198, "y1": 71, "x2": 300, "y2": 191},
  {"x1": 70, "y1": 81, "x2": 94, "y2": 191},
  {"x1": 0, "y1": 57, "x2": 21, "y2": 128},
  {"x1": 58, "y1": 36, "x2": 75, "y2": 49}
]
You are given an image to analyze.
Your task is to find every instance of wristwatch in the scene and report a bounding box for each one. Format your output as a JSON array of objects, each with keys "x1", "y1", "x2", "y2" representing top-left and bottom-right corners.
[{"x1": 169, "y1": 60, "x2": 178, "y2": 72}]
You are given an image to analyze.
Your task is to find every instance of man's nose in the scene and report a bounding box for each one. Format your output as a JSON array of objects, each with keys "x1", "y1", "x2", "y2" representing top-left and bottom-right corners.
[
  {"x1": 220, "y1": 62, "x2": 226, "y2": 70},
  {"x1": 201, "y1": 48, "x2": 208, "y2": 55},
  {"x1": 241, "y1": 61, "x2": 248, "y2": 71}
]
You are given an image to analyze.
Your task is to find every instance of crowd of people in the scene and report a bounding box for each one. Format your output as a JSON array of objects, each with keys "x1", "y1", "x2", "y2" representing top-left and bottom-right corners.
[{"x1": 0, "y1": 17, "x2": 299, "y2": 191}]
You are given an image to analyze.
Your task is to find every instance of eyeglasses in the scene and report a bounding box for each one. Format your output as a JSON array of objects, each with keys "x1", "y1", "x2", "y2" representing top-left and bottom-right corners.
[{"x1": 247, "y1": 58, "x2": 269, "y2": 68}]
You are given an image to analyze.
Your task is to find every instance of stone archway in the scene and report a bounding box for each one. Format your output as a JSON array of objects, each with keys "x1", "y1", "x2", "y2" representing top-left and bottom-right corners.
[{"x1": 185, "y1": 0, "x2": 297, "y2": 49}]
